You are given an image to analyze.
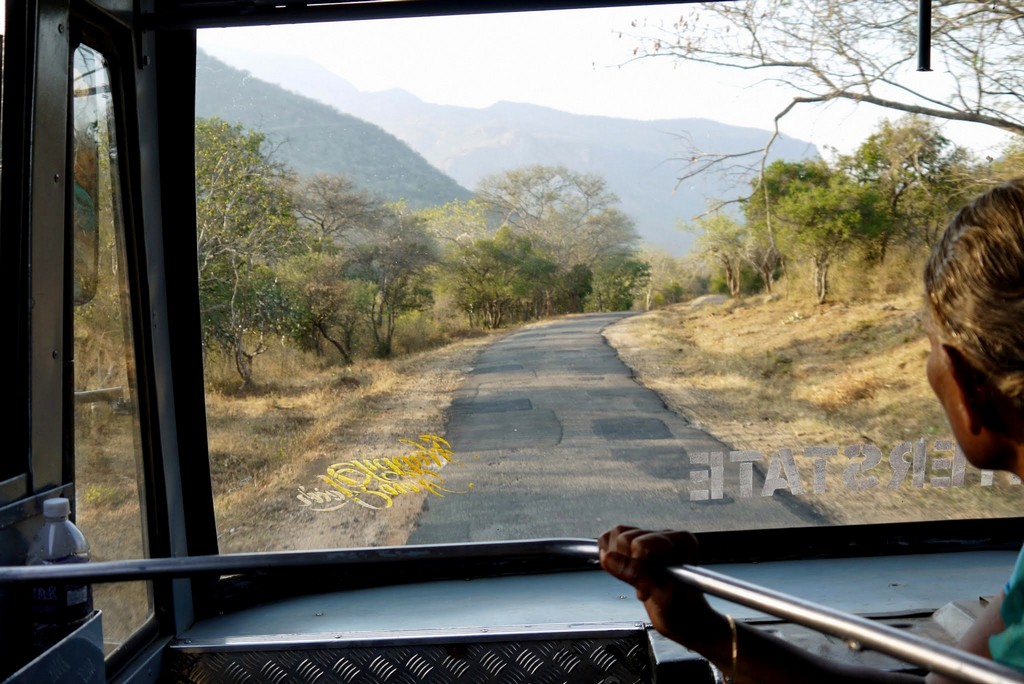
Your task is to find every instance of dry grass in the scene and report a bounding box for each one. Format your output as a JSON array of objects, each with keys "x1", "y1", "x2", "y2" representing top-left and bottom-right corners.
[
  {"x1": 204, "y1": 336, "x2": 495, "y2": 553},
  {"x1": 605, "y1": 290, "x2": 1023, "y2": 525}
]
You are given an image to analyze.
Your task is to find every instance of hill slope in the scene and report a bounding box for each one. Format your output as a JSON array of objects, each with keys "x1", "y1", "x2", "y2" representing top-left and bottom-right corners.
[{"x1": 195, "y1": 51, "x2": 473, "y2": 209}]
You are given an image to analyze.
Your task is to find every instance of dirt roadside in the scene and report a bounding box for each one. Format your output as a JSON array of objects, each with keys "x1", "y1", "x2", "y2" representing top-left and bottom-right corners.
[{"x1": 212, "y1": 334, "x2": 497, "y2": 554}]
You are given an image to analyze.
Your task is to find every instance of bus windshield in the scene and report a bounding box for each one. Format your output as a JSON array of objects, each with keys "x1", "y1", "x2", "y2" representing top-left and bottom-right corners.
[{"x1": 175, "y1": 3, "x2": 1020, "y2": 555}]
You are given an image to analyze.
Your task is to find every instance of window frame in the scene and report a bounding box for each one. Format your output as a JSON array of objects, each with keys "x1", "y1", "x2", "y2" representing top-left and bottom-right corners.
[
  {"x1": 163, "y1": 0, "x2": 1024, "y2": 564},
  {"x1": 69, "y1": 0, "x2": 254, "y2": 665},
  {"x1": 2, "y1": 2, "x2": 1023, "y2": 679}
]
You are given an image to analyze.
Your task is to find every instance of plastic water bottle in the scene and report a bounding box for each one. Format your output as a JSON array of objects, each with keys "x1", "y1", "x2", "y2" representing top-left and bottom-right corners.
[{"x1": 26, "y1": 497, "x2": 93, "y2": 651}]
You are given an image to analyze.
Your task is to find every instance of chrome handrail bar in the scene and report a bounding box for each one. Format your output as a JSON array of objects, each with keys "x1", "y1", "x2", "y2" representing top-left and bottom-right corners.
[
  {"x1": 578, "y1": 538, "x2": 1022, "y2": 684},
  {"x1": 0, "y1": 538, "x2": 599, "y2": 585},
  {"x1": 669, "y1": 563, "x2": 1024, "y2": 684},
  {"x1": 2, "y1": 538, "x2": 1021, "y2": 683}
]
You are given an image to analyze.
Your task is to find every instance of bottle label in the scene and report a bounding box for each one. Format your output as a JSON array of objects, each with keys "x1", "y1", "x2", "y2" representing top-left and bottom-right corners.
[{"x1": 30, "y1": 555, "x2": 93, "y2": 625}]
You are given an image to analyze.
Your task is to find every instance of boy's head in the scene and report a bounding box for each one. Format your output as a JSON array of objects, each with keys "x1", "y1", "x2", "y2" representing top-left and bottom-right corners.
[{"x1": 924, "y1": 178, "x2": 1024, "y2": 471}]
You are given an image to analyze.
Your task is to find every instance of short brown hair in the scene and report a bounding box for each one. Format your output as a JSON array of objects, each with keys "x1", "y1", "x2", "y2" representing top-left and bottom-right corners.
[{"x1": 925, "y1": 178, "x2": 1024, "y2": 408}]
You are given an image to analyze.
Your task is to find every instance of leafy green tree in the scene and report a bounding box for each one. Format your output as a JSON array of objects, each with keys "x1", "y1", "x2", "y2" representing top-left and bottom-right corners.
[
  {"x1": 839, "y1": 116, "x2": 973, "y2": 258},
  {"x1": 586, "y1": 255, "x2": 651, "y2": 312},
  {"x1": 768, "y1": 160, "x2": 886, "y2": 303},
  {"x1": 742, "y1": 222, "x2": 783, "y2": 294},
  {"x1": 348, "y1": 203, "x2": 437, "y2": 357},
  {"x1": 638, "y1": 249, "x2": 689, "y2": 309},
  {"x1": 740, "y1": 180, "x2": 785, "y2": 294},
  {"x1": 443, "y1": 227, "x2": 557, "y2": 329},
  {"x1": 279, "y1": 253, "x2": 369, "y2": 364},
  {"x1": 195, "y1": 117, "x2": 297, "y2": 387},
  {"x1": 743, "y1": 160, "x2": 815, "y2": 291},
  {"x1": 689, "y1": 213, "x2": 747, "y2": 297},
  {"x1": 551, "y1": 264, "x2": 594, "y2": 315}
]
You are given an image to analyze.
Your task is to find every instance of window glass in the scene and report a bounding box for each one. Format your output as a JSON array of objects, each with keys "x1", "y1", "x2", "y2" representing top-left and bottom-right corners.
[
  {"x1": 71, "y1": 44, "x2": 152, "y2": 653},
  {"x1": 194, "y1": 4, "x2": 1019, "y2": 555}
]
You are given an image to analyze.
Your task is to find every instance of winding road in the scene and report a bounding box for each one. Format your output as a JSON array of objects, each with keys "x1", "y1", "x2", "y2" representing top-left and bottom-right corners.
[{"x1": 408, "y1": 313, "x2": 823, "y2": 544}]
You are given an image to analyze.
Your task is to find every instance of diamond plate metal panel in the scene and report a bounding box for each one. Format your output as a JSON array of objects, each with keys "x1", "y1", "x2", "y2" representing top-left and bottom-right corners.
[{"x1": 165, "y1": 635, "x2": 650, "y2": 683}]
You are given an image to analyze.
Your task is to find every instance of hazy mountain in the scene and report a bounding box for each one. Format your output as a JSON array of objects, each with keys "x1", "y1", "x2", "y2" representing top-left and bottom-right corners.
[
  {"x1": 195, "y1": 51, "x2": 473, "y2": 209},
  {"x1": 199, "y1": 47, "x2": 819, "y2": 254}
]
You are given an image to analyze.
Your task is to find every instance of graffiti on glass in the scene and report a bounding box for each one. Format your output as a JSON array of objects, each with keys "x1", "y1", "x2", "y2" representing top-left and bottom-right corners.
[{"x1": 297, "y1": 434, "x2": 473, "y2": 511}]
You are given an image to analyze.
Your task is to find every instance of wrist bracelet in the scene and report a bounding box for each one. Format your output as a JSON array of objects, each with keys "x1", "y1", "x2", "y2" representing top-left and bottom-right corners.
[{"x1": 725, "y1": 613, "x2": 738, "y2": 682}]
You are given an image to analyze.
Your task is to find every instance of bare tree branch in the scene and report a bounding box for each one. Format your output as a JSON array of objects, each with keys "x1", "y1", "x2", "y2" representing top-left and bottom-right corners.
[{"x1": 626, "y1": 0, "x2": 1024, "y2": 202}]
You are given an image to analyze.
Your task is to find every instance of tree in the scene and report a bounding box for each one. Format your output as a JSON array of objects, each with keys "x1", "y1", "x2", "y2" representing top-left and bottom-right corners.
[
  {"x1": 586, "y1": 255, "x2": 651, "y2": 312},
  {"x1": 647, "y1": 2, "x2": 1024, "y2": 132},
  {"x1": 743, "y1": 221, "x2": 784, "y2": 294},
  {"x1": 638, "y1": 249, "x2": 690, "y2": 309},
  {"x1": 293, "y1": 173, "x2": 380, "y2": 254},
  {"x1": 195, "y1": 117, "x2": 297, "y2": 387},
  {"x1": 768, "y1": 160, "x2": 886, "y2": 303},
  {"x1": 419, "y1": 199, "x2": 490, "y2": 247},
  {"x1": 347, "y1": 203, "x2": 437, "y2": 357},
  {"x1": 989, "y1": 139, "x2": 1024, "y2": 181},
  {"x1": 689, "y1": 213, "x2": 747, "y2": 297},
  {"x1": 443, "y1": 227, "x2": 557, "y2": 329},
  {"x1": 838, "y1": 116, "x2": 973, "y2": 257},
  {"x1": 476, "y1": 165, "x2": 639, "y2": 270},
  {"x1": 551, "y1": 264, "x2": 594, "y2": 315},
  {"x1": 745, "y1": 159, "x2": 835, "y2": 296},
  {"x1": 280, "y1": 253, "x2": 369, "y2": 364},
  {"x1": 629, "y1": 1, "x2": 1023, "y2": 186}
]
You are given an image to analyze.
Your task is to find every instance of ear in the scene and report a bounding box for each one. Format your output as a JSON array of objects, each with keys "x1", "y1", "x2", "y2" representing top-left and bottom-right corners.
[{"x1": 943, "y1": 345, "x2": 1000, "y2": 435}]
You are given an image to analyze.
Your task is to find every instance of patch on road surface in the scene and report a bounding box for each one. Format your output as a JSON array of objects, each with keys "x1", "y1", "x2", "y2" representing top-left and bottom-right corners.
[
  {"x1": 586, "y1": 389, "x2": 667, "y2": 412},
  {"x1": 613, "y1": 447, "x2": 701, "y2": 479},
  {"x1": 447, "y1": 409, "x2": 562, "y2": 450},
  {"x1": 593, "y1": 417, "x2": 672, "y2": 440},
  {"x1": 472, "y1": 364, "x2": 525, "y2": 375},
  {"x1": 450, "y1": 397, "x2": 532, "y2": 414}
]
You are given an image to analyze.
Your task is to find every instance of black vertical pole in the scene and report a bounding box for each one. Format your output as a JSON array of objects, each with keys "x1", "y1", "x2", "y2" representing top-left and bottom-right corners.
[{"x1": 918, "y1": 0, "x2": 932, "y2": 72}]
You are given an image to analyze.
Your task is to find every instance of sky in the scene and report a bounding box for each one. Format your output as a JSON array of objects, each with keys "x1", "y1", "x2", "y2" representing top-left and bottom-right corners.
[{"x1": 197, "y1": 4, "x2": 1013, "y2": 159}]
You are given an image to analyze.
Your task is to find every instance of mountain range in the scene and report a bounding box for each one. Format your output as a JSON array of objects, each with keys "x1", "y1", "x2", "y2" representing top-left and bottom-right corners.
[
  {"x1": 195, "y1": 51, "x2": 473, "y2": 209},
  {"x1": 197, "y1": 47, "x2": 819, "y2": 253}
]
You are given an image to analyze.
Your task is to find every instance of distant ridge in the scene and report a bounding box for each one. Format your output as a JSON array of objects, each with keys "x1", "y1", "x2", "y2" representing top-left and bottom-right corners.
[
  {"x1": 195, "y1": 51, "x2": 473, "y2": 209},
  {"x1": 198, "y1": 46, "x2": 818, "y2": 254}
]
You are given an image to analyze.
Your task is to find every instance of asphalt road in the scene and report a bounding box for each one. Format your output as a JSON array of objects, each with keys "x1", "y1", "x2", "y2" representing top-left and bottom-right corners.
[{"x1": 408, "y1": 313, "x2": 823, "y2": 544}]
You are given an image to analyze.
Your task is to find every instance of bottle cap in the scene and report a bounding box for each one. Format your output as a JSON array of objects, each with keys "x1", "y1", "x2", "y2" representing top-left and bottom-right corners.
[{"x1": 43, "y1": 497, "x2": 70, "y2": 519}]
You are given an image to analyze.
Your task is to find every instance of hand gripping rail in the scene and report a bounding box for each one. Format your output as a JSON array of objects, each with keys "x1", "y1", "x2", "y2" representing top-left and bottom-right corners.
[
  {"x1": 571, "y1": 539, "x2": 1023, "y2": 684},
  {"x1": 1, "y1": 538, "x2": 1022, "y2": 683},
  {"x1": 665, "y1": 559, "x2": 1024, "y2": 684}
]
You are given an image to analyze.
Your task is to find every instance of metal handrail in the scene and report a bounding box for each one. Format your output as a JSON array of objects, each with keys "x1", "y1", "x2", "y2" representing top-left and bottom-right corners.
[
  {"x1": 2, "y1": 538, "x2": 1022, "y2": 683},
  {"x1": 671, "y1": 563, "x2": 1024, "y2": 684},
  {"x1": 0, "y1": 538, "x2": 599, "y2": 585}
]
